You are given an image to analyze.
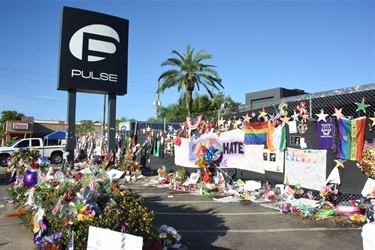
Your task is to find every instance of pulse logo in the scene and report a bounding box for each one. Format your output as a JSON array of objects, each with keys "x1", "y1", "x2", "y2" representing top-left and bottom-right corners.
[
  {"x1": 69, "y1": 24, "x2": 119, "y2": 62},
  {"x1": 69, "y1": 24, "x2": 119, "y2": 82}
]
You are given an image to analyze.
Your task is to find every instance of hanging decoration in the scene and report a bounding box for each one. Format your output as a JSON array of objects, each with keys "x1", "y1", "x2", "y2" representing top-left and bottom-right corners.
[
  {"x1": 278, "y1": 102, "x2": 288, "y2": 117},
  {"x1": 315, "y1": 108, "x2": 329, "y2": 122},
  {"x1": 242, "y1": 113, "x2": 251, "y2": 124},
  {"x1": 355, "y1": 96, "x2": 370, "y2": 113},
  {"x1": 332, "y1": 107, "x2": 344, "y2": 119},
  {"x1": 295, "y1": 101, "x2": 309, "y2": 122}
]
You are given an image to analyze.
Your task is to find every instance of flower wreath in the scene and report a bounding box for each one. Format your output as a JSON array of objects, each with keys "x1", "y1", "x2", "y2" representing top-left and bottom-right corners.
[{"x1": 358, "y1": 147, "x2": 375, "y2": 179}]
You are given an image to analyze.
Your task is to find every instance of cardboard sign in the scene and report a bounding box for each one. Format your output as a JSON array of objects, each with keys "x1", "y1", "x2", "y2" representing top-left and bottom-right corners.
[{"x1": 87, "y1": 226, "x2": 143, "y2": 250}]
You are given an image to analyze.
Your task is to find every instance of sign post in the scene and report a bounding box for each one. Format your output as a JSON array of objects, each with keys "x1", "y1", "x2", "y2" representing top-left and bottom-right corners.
[{"x1": 58, "y1": 6, "x2": 128, "y2": 163}]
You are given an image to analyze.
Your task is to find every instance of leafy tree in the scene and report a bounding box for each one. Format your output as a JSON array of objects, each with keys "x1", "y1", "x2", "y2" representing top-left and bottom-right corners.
[
  {"x1": 157, "y1": 44, "x2": 224, "y2": 117},
  {"x1": 0, "y1": 110, "x2": 24, "y2": 138},
  {"x1": 0, "y1": 110, "x2": 24, "y2": 125},
  {"x1": 157, "y1": 92, "x2": 240, "y2": 123},
  {"x1": 75, "y1": 123, "x2": 94, "y2": 135}
]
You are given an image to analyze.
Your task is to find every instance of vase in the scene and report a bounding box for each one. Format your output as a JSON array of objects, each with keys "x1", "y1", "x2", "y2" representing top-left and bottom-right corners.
[{"x1": 360, "y1": 207, "x2": 366, "y2": 215}]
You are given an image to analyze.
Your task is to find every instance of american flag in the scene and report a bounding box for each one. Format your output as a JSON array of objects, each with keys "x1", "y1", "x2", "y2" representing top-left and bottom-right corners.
[
  {"x1": 66, "y1": 232, "x2": 74, "y2": 250},
  {"x1": 272, "y1": 109, "x2": 281, "y2": 127},
  {"x1": 215, "y1": 171, "x2": 224, "y2": 184},
  {"x1": 88, "y1": 181, "x2": 98, "y2": 191}
]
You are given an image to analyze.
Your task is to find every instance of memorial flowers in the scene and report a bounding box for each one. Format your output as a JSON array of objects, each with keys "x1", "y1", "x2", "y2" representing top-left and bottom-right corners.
[{"x1": 319, "y1": 184, "x2": 339, "y2": 202}]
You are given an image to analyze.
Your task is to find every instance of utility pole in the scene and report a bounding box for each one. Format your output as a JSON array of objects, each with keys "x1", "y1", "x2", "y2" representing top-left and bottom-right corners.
[{"x1": 153, "y1": 81, "x2": 161, "y2": 121}]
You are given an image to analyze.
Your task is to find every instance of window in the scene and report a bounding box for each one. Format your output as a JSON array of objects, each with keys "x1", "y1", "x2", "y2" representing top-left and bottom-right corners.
[
  {"x1": 15, "y1": 140, "x2": 29, "y2": 148},
  {"x1": 31, "y1": 139, "x2": 41, "y2": 147}
]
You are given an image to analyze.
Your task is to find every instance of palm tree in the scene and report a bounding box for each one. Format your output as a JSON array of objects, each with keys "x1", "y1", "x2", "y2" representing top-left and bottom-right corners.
[{"x1": 157, "y1": 44, "x2": 223, "y2": 118}]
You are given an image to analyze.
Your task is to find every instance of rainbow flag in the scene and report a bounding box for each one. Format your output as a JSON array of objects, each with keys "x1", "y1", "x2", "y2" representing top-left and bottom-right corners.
[
  {"x1": 244, "y1": 121, "x2": 268, "y2": 145},
  {"x1": 337, "y1": 116, "x2": 366, "y2": 161}
]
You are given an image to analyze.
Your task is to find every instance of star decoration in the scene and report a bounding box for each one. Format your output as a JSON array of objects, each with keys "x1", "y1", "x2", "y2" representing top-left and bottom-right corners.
[
  {"x1": 146, "y1": 125, "x2": 151, "y2": 132},
  {"x1": 334, "y1": 159, "x2": 346, "y2": 168},
  {"x1": 227, "y1": 120, "x2": 232, "y2": 128},
  {"x1": 168, "y1": 125, "x2": 174, "y2": 133},
  {"x1": 280, "y1": 116, "x2": 290, "y2": 125},
  {"x1": 315, "y1": 108, "x2": 329, "y2": 122},
  {"x1": 258, "y1": 108, "x2": 268, "y2": 120},
  {"x1": 233, "y1": 118, "x2": 241, "y2": 129},
  {"x1": 242, "y1": 113, "x2": 251, "y2": 124},
  {"x1": 291, "y1": 111, "x2": 299, "y2": 121},
  {"x1": 369, "y1": 113, "x2": 375, "y2": 127},
  {"x1": 217, "y1": 118, "x2": 226, "y2": 127},
  {"x1": 301, "y1": 113, "x2": 309, "y2": 123},
  {"x1": 355, "y1": 97, "x2": 370, "y2": 113},
  {"x1": 332, "y1": 107, "x2": 344, "y2": 119}
]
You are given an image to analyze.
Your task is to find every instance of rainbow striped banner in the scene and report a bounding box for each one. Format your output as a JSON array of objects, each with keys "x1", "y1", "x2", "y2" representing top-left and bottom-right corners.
[
  {"x1": 337, "y1": 116, "x2": 366, "y2": 161},
  {"x1": 244, "y1": 121, "x2": 268, "y2": 145}
]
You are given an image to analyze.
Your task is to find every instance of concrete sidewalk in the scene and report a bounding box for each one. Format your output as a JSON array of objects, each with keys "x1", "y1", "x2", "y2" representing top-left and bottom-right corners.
[{"x1": 0, "y1": 167, "x2": 36, "y2": 250}]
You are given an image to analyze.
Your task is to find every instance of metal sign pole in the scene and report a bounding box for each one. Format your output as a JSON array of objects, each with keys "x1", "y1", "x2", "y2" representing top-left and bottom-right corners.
[
  {"x1": 66, "y1": 90, "x2": 76, "y2": 163},
  {"x1": 107, "y1": 93, "x2": 117, "y2": 161}
]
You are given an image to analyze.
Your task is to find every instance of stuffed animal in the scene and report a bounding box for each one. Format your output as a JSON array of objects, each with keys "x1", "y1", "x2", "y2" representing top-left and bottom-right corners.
[{"x1": 296, "y1": 101, "x2": 309, "y2": 122}]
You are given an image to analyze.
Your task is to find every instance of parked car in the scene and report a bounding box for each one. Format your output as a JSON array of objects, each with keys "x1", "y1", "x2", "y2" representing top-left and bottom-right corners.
[{"x1": 0, "y1": 138, "x2": 66, "y2": 167}]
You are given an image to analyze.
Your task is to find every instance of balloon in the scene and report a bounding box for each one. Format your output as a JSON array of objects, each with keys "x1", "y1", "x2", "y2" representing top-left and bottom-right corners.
[
  {"x1": 203, "y1": 171, "x2": 212, "y2": 183},
  {"x1": 196, "y1": 155, "x2": 208, "y2": 168},
  {"x1": 212, "y1": 149, "x2": 223, "y2": 165},
  {"x1": 37, "y1": 157, "x2": 49, "y2": 167},
  {"x1": 24, "y1": 170, "x2": 38, "y2": 189},
  {"x1": 201, "y1": 146, "x2": 208, "y2": 154},
  {"x1": 204, "y1": 152, "x2": 213, "y2": 163},
  {"x1": 208, "y1": 146, "x2": 215, "y2": 155},
  {"x1": 335, "y1": 205, "x2": 360, "y2": 215},
  {"x1": 29, "y1": 159, "x2": 38, "y2": 169}
]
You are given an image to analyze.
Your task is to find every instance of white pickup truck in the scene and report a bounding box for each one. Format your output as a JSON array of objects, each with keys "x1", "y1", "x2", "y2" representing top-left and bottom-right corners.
[{"x1": 0, "y1": 138, "x2": 66, "y2": 167}]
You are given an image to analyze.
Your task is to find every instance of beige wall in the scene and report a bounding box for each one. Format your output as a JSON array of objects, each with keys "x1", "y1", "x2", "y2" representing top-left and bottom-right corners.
[{"x1": 2, "y1": 120, "x2": 103, "y2": 145}]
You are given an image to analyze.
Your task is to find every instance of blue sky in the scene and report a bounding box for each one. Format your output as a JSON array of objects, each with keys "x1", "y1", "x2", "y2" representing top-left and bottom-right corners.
[{"x1": 0, "y1": 0, "x2": 374, "y2": 122}]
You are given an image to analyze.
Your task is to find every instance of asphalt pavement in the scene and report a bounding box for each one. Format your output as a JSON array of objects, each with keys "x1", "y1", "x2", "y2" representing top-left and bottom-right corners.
[
  {"x1": 129, "y1": 180, "x2": 365, "y2": 250},
  {"x1": 0, "y1": 166, "x2": 367, "y2": 250},
  {"x1": 0, "y1": 167, "x2": 36, "y2": 250}
]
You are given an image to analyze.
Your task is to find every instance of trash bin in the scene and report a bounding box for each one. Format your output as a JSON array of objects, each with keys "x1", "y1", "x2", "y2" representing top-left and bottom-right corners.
[{"x1": 362, "y1": 222, "x2": 375, "y2": 250}]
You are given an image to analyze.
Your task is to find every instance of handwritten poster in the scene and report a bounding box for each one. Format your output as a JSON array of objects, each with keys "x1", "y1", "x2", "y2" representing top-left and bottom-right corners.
[
  {"x1": 87, "y1": 226, "x2": 143, "y2": 250},
  {"x1": 284, "y1": 148, "x2": 327, "y2": 191}
]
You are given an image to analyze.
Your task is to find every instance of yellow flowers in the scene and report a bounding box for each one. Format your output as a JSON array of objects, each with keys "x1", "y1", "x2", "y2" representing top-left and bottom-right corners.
[{"x1": 350, "y1": 213, "x2": 366, "y2": 224}]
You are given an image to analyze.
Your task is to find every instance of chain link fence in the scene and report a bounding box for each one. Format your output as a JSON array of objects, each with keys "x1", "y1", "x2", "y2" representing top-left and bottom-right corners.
[{"x1": 162, "y1": 83, "x2": 375, "y2": 204}]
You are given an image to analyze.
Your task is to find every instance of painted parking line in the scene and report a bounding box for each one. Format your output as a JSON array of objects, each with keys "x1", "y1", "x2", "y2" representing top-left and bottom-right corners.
[
  {"x1": 135, "y1": 192, "x2": 193, "y2": 196},
  {"x1": 155, "y1": 212, "x2": 281, "y2": 216},
  {"x1": 147, "y1": 200, "x2": 217, "y2": 203},
  {"x1": 177, "y1": 227, "x2": 362, "y2": 233}
]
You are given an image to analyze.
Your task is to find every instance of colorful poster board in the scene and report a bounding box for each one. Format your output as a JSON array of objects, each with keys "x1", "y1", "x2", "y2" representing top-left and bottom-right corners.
[{"x1": 284, "y1": 148, "x2": 327, "y2": 191}]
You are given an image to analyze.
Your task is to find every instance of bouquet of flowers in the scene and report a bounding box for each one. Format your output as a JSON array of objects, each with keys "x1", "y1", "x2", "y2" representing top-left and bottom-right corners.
[
  {"x1": 349, "y1": 213, "x2": 367, "y2": 225},
  {"x1": 319, "y1": 184, "x2": 339, "y2": 204},
  {"x1": 158, "y1": 165, "x2": 167, "y2": 178}
]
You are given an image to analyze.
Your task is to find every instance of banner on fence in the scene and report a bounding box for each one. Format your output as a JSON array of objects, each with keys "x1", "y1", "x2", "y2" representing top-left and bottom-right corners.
[{"x1": 174, "y1": 130, "x2": 265, "y2": 174}]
